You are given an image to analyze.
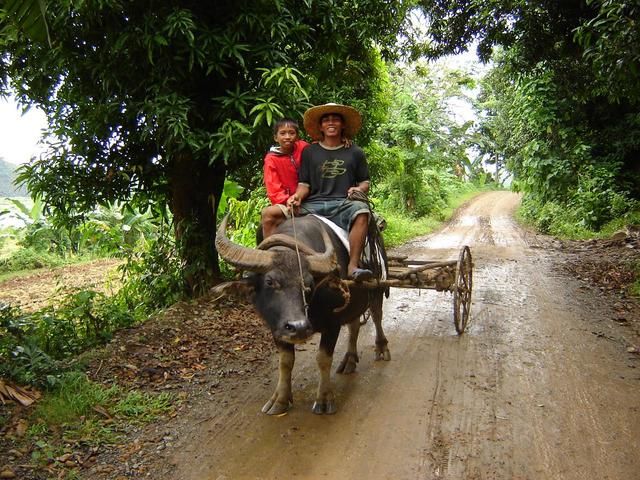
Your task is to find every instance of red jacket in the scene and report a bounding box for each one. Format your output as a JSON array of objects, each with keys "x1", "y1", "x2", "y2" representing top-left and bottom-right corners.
[{"x1": 263, "y1": 139, "x2": 309, "y2": 205}]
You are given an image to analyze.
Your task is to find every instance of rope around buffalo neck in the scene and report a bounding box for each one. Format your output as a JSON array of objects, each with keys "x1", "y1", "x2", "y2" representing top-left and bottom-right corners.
[{"x1": 290, "y1": 212, "x2": 310, "y2": 318}]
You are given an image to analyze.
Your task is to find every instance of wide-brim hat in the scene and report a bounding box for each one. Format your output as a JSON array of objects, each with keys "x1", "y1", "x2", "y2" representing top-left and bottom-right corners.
[{"x1": 303, "y1": 103, "x2": 362, "y2": 141}]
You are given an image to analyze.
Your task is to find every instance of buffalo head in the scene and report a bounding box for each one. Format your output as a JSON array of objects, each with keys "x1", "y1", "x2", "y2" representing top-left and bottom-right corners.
[{"x1": 214, "y1": 215, "x2": 337, "y2": 343}]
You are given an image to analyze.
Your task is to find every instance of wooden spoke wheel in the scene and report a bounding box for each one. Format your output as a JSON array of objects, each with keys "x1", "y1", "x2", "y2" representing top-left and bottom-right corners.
[{"x1": 453, "y1": 245, "x2": 473, "y2": 334}]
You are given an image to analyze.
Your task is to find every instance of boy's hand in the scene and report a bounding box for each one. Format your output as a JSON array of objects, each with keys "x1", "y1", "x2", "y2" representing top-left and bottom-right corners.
[{"x1": 287, "y1": 194, "x2": 300, "y2": 208}]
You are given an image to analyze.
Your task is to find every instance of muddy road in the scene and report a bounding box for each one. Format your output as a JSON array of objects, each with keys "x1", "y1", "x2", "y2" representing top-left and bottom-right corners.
[{"x1": 167, "y1": 191, "x2": 640, "y2": 480}]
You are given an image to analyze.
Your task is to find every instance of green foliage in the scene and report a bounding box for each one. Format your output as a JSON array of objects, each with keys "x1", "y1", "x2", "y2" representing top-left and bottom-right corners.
[
  {"x1": 1, "y1": 197, "x2": 77, "y2": 258},
  {"x1": 0, "y1": 285, "x2": 140, "y2": 386},
  {"x1": 0, "y1": 247, "x2": 65, "y2": 273},
  {"x1": 598, "y1": 210, "x2": 640, "y2": 238},
  {"x1": 1, "y1": 0, "x2": 51, "y2": 45},
  {"x1": 113, "y1": 390, "x2": 175, "y2": 423},
  {"x1": 225, "y1": 189, "x2": 269, "y2": 248},
  {"x1": 20, "y1": 218, "x2": 74, "y2": 255},
  {"x1": 32, "y1": 371, "x2": 119, "y2": 426},
  {"x1": 518, "y1": 196, "x2": 592, "y2": 238},
  {"x1": 0, "y1": 314, "x2": 59, "y2": 387},
  {"x1": 1, "y1": 199, "x2": 162, "y2": 276},
  {"x1": 368, "y1": 61, "x2": 478, "y2": 220},
  {"x1": 569, "y1": 165, "x2": 636, "y2": 230},
  {"x1": 574, "y1": 0, "x2": 640, "y2": 104},
  {"x1": 77, "y1": 203, "x2": 158, "y2": 256},
  {"x1": 377, "y1": 168, "x2": 447, "y2": 218},
  {"x1": 117, "y1": 232, "x2": 185, "y2": 313}
]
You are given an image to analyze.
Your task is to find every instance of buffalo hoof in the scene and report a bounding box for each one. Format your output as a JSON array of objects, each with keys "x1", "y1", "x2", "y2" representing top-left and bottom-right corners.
[
  {"x1": 312, "y1": 400, "x2": 337, "y2": 415},
  {"x1": 374, "y1": 347, "x2": 391, "y2": 361},
  {"x1": 262, "y1": 398, "x2": 292, "y2": 416},
  {"x1": 336, "y1": 352, "x2": 359, "y2": 374}
]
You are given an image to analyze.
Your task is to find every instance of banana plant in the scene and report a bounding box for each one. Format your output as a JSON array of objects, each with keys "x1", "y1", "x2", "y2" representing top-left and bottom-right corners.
[{"x1": 1, "y1": 196, "x2": 43, "y2": 226}]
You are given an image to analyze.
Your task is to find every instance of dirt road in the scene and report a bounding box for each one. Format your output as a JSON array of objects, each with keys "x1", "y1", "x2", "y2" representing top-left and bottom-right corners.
[{"x1": 167, "y1": 191, "x2": 640, "y2": 480}]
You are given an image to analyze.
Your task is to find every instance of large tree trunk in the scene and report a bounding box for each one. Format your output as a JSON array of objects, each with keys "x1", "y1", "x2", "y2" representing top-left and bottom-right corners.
[{"x1": 168, "y1": 152, "x2": 226, "y2": 297}]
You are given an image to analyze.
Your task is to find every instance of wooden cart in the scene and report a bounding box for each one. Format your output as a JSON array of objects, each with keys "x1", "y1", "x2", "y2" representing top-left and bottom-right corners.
[{"x1": 343, "y1": 246, "x2": 473, "y2": 334}]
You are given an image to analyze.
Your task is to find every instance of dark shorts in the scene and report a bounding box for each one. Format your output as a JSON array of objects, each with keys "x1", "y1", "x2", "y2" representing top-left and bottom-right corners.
[{"x1": 300, "y1": 198, "x2": 369, "y2": 231}]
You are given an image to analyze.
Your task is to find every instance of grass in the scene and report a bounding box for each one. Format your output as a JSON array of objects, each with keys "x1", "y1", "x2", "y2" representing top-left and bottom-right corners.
[
  {"x1": 31, "y1": 371, "x2": 120, "y2": 426},
  {"x1": 381, "y1": 210, "x2": 440, "y2": 247},
  {"x1": 0, "y1": 370, "x2": 181, "y2": 477},
  {"x1": 113, "y1": 390, "x2": 175, "y2": 423},
  {"x1": 34, "y1": 371, "x2": 177, "y2": 424}
]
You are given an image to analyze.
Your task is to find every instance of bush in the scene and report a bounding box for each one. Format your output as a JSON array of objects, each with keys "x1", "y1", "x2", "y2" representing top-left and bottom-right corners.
[
  {"x1": 376, "y1": 168, "x2": 449, "y2": 218},
  {"x1": 569, "y1": 165, "x2": 636, "y2": 230},
  {"x1": 224, "y1": 186, "x2": 270, "y2": 246},
  {"x1": 117, "y1": 232, "x2": 185, "y2": 314},
  {"x1": 518, "y1": 196, "x2": 583, "y2": 237},
  {"x1": 378, "y1": 207, "x2": 439, "y2": 247},
  {"x1": 0, "y1": 286, "x2": 138, "y2": 386},
  {"x1": 0, "y1": 247, "x2": 65, "y2": 274},
  {"x1": 20, "y1": 219, "x2": 74, "y2": 255}
]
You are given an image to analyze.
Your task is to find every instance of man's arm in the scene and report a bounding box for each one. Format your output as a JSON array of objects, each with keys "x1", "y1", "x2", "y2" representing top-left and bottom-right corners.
[
  {"x1": 348, "y1": 147, "x2": 370, "y2": 197},
  {"x1": 347, "y1": 180, "x2": 369, "y2": 197}
]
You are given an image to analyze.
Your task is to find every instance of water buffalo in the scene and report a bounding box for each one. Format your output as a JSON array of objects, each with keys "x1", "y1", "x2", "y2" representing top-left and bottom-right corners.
[{"x1": 214, "y1": 214, "x2": 390, "y2": 415}]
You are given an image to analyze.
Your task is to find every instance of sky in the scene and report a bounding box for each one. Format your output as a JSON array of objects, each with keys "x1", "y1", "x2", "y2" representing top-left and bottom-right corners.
[{"x1": 0, "y1": 95, "x2": 47, "y2": 165}]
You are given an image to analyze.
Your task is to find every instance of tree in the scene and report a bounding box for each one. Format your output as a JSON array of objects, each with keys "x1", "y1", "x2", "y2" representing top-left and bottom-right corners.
[
  {"x1": 574, "y1": 0, "x2": 640, "y2": 104},
  {"x1": 0, "y1": 0, "x2": 411, "y2": 294},
  {"x1": 371, "y1": 61, "x2": 476, "y2": 216}
]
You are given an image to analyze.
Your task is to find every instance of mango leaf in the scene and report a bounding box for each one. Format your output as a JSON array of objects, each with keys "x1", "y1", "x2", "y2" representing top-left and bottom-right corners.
[{"x1": 3, "y1": 0, "x2": 51, "y2": 46}]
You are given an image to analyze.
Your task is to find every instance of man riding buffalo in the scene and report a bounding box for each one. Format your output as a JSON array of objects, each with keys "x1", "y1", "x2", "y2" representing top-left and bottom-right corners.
[{"x1": 287, "y1": 103, "x2": 374, "y2": 282}]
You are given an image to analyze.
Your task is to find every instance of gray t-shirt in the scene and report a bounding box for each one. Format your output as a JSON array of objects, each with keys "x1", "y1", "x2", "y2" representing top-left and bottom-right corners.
[{"x1": 298, "y1": 143, "x2": 369, "y2": 202}]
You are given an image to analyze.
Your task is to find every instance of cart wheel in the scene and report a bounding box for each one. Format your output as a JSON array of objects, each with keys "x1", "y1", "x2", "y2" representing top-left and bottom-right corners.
[{"x1": 453, "y1": 245, "x2": 472, "y2": 334}]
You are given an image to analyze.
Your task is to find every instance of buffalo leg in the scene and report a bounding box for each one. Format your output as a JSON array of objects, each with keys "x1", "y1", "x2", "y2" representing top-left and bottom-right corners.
[
  {"x1": 336, "y1": 317, "x2": 361, "y2": 374},
  {"x1": 312, "y1": 327, "x2": 340, "y2": 415},
  {"x1": 370, "y1": 292, "x2": 390, "y2": 361},
  {"x1": 262, "y1": 341, "x2": 294, "y2": 415}
]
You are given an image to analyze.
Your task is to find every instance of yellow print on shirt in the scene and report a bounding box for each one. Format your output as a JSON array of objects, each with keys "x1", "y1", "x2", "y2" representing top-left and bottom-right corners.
[{"x1": 321, "y1": 159, "x2": 347, "y2": 178}]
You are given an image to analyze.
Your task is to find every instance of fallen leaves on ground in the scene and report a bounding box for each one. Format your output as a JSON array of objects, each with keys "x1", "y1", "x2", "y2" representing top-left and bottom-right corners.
[{"x1": 0, "y1": 379, "x2": 40, "y2": 407}]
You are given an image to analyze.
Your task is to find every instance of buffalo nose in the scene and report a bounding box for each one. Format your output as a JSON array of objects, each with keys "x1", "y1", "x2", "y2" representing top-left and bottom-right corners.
[{"x1": 284, "y1": 320, "x2": 313, "y2": 338}]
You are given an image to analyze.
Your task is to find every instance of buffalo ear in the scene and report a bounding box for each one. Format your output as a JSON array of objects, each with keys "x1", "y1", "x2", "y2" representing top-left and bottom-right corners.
[{"x1": 210, "y1": 280, "x2": 255, "y2": 303}]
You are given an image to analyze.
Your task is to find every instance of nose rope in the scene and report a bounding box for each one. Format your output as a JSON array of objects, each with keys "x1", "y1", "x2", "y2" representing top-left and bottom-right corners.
[{"x1": 290, "y1": 212, "x2": 310, "y2": 318}]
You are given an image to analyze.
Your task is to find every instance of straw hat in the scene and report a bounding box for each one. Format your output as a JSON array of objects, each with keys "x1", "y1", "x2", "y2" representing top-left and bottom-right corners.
[{"x1": 303, "y1": 103, "x2": 362, "y2": 141}]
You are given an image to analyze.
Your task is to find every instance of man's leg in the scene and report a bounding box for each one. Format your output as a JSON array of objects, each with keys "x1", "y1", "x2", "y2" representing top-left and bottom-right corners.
[
  {"x1": 261, "y1": 205, "x2": 287, "y2": 238},
  {"x1": 348, "y1": 213, "x2": 370, "y2": 278}
]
